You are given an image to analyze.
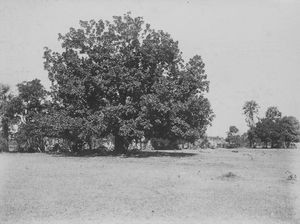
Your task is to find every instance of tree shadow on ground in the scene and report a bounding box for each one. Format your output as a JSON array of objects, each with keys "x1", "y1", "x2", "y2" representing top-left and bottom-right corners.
[
  {"x1": 50, "y1": 150, "x2": 197, "y2": 158},
  {"x1": 124, "y1": 150, "x2": 197, "y2": 158}
]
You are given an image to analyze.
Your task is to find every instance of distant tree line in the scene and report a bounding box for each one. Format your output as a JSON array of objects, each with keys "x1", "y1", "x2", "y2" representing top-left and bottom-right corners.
[
  {"x1": 226, "y1": 101, "x2": 300, "y2": 148},
  {"x1": 0, "y1": 13, "x2": 214, "y2": 153}
]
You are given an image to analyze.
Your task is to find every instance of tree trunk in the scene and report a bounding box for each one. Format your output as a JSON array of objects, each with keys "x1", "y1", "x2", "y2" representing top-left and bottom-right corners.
[
  {"x1": 88, "y1": 140, "x2": 92, "y2": 151},
  {"x1": 1, "y1": 118, "x2": 9, "y2": 152},
  {"x1": 72, "y1": 141, "x2": 83, "y2": 153},
  {"x1": 249, "y1": 139, "x2": 253, "y2": 148},
  {"x1": 114, "y1": 135, "x2": 129, "y2": 154}
]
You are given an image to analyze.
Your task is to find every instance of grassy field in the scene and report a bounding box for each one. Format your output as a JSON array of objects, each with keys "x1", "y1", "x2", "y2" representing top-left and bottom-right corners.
[{"x1": 0, "y1": 148, "x2": 299, "y2": 224}]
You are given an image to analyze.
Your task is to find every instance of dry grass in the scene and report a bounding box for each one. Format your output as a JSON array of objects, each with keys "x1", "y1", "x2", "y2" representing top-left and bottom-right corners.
[{"x1": 0, "y1": 148, "x2": 300, "y2": 224}]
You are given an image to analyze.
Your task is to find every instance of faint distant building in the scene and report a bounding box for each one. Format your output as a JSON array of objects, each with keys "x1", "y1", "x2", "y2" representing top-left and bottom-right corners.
[{"x1": 207, "y1": 136, "x2": 228, "y2": 148}]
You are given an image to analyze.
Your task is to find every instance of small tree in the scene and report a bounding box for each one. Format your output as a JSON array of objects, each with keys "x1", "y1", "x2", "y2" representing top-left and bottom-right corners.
[
  {"x1": 243, "y1": 100, "x2": 259, "y2": 127},
  {"x1": 0, "y1": 84, "x2": 11, "y2": 152},
  {"x1": 243, "y1": 100, "x2": 259, "y2": 147},
  {"x1": 0, "y1": 84, "x2": 22, "y2": 151},
  {"x1": 278, "y1": 116, "x2": 300, "y2": 148},
  {"x1": 226, "y1": 126, "x2": 241, "y2": 148},
  {"x1": 13, "y1": 79, "x2": 48, "y2": 152}
]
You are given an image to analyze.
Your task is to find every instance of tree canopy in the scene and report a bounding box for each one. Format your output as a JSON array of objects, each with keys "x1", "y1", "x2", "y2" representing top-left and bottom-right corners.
[
  {"x1": 265, "y1": 106, "x2": 282, "y2": 121},
  {"x1": 43, "y1": 12, "x2": 214, "y2": 153}
]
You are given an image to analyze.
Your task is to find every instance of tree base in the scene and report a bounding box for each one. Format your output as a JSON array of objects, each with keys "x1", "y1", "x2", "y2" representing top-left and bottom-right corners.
[{"x1": 114, "y1": 135, "x2": 129, "y2": 154}]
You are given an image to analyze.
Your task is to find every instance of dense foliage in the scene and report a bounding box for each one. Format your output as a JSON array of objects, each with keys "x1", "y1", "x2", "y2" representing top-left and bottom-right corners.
[
  {"x1": 0, "y1": 84, "x2": 11, "y2": 151},
  {"x1": 42, "y1": 12, "x2": 214, "y2": 153},
  {"x1": 0, "y1": 80, "x2": 48, "y2": 152},
  {"x1": 242, "y1": 102, "x2": 300, "y2": 148}
]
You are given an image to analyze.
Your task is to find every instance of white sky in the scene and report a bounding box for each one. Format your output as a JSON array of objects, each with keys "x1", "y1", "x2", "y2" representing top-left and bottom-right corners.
[{"x1": 1, "y1": 0, "x2": 300, "y2": 137}]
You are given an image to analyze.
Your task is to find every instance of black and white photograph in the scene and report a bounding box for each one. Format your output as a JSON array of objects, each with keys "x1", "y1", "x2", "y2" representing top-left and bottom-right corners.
[{"x1": 0, "y1": 0, "x2": 300, "y2": 223}]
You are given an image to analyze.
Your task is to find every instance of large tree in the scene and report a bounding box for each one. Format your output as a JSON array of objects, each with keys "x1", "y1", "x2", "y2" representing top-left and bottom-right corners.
[{"x1": 43, "y1": 13, "x2": 214, "y2": 153}]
